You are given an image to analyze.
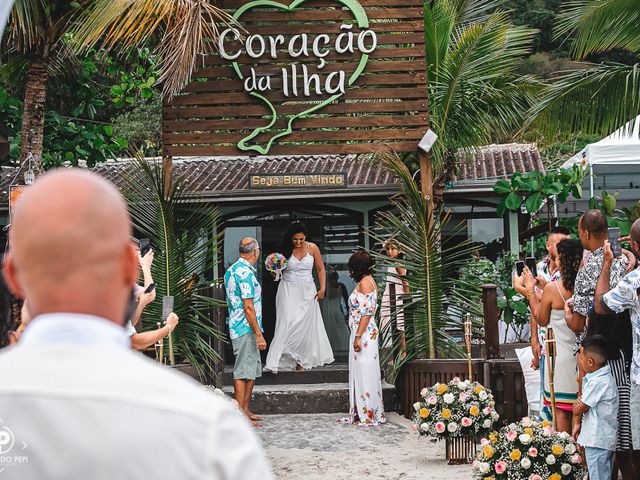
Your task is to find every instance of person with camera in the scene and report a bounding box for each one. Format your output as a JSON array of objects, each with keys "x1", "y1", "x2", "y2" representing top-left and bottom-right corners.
[{"x1": 126, "y1": 241, "x2": 179, "y2": 351}]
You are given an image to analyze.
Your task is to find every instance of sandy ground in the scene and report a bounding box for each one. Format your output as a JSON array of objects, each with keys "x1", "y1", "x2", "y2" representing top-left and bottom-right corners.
[{"x1": 256, "y1": 413, "x2": 472, "y2": 480}]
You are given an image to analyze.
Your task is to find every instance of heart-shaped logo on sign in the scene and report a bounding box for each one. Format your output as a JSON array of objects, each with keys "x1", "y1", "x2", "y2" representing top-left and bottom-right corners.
[{"x1": 219, "y1": 0, "x2": 377, "y2": 154}]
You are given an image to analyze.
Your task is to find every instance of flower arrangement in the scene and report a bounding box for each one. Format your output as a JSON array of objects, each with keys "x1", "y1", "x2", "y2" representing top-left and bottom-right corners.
[
  {"x1": 413, "y1": 377, "x2": 499, "y2": 439},
  {"x1": 472, "y1": 418, "x2": 587, "y2": 480},
  {"x1": 264, "y1": 252, "x2": 287, "y2": 280}
]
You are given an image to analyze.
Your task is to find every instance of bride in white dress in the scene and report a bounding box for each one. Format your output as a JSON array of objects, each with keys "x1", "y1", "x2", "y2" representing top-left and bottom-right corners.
[{"x1": 265, "y1": 221, "x2": 334, "y2": 372}]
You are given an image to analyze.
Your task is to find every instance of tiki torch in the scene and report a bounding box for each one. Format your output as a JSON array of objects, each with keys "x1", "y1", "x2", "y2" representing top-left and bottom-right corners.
[
  {"x1": 156, "y1": 322, "x2": 164, "y2": 364},
  {"x1": 464, "y1": 313, "x2": 473, "y2": 381},
  {"x1": 545, "y1": 328, "x2": 558, "y2": 431}
]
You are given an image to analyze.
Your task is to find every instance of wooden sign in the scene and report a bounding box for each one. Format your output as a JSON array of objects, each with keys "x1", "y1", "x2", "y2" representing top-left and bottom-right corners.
[
  {"x1": 9, "y1": 185, "x2": 26, "y2": 214},
  {"x1": 249, "y1": 172, "x2": 347, "y2": 189},
  {"x1": 163, "y1": 0, "x2": 429, "y2": 156}
]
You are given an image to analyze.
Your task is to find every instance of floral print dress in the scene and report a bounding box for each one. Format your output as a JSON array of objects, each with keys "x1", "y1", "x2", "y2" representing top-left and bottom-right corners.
[{"x1": 343, "y1": 277, "x2": 386, "y2": 425}]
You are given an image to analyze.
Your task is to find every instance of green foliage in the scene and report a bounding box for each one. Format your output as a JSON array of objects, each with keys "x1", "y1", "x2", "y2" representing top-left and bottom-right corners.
[
  {"x1": 41, "y1": 111, "x2": 127, "y2": 167},
  {"x1": 494, "y1": 165, "x2": 586, "y2": 217},
  {"x1": 494, "y1": 253, "x2": 530, "y2": 330},
  {"x1": 112, "y1": 95, "x2": 162, "y2": 156},
  {"x1": 106, "y1": 47, "x2": 160, "y2": 109},
  {"x1": 370, "y1": 153, "x2": 478, "y2": 370},
  {"x1": 424, "y1": 0, "x2": 540, "y2": 178},
  {"x1": 123, "y1": 158, "x2": 224, "y2": 378}
]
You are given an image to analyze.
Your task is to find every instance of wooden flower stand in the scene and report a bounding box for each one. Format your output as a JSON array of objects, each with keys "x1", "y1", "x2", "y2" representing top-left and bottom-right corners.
[{"x1": 445, "y1": 436, "x2": 477, "y2": 465}]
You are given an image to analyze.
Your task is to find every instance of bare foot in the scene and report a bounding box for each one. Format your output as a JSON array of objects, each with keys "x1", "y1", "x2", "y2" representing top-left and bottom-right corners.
[
  {"x1": 251, "y1": 421, "x2": 263, "y2": 428},
  {"x1": 246, "y1": 410, "x2": 263, "y2": 421}
]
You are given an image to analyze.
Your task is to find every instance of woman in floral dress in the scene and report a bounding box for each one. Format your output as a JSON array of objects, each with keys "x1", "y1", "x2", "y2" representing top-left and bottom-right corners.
[{"x1": 340, "y1": 250, "x2": 386, "y2": 425}]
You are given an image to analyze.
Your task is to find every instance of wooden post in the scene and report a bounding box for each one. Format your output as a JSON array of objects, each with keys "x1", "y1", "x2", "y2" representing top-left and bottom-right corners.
[
  {"x1": 482, "y1": 284, "x2": 501, "y2": 360},
  {"x1": 418, "y1": 149, "x2": 434, "y2": 213},
  {"x1": 162, "y1": 156, "x2": 173, "y2": 199}
]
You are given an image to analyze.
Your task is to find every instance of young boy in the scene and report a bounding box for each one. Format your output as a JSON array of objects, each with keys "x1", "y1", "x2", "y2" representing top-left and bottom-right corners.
[{"x1": 572, "y1": 335, "x2": 619, "y2": 480}]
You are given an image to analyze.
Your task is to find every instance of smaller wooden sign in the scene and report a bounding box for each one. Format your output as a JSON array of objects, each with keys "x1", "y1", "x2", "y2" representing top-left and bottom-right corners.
[
  {"x1": 9, "y1": 185, "x2": 27, "y2": 214},
  {"x1": 248, "y1": 173, "x2": 347, "y2": 189}
]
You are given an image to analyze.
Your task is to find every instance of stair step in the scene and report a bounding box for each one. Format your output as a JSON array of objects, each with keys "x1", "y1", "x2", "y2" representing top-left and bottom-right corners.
[
  {"x1": 223, "y1": 363, "x2": 349, "y2": 386},
  {"x1": 222, "y1": 381, "x2": 396, "y2": 414}
]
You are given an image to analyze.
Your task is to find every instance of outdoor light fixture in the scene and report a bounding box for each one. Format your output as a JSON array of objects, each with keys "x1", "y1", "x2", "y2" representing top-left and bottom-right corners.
[
  {"x1": 417, "y1": 129, "x2": 438, "y2": 154},
  {"x1": 24, "y1": 169, "x2": 35, "y2": 185}
]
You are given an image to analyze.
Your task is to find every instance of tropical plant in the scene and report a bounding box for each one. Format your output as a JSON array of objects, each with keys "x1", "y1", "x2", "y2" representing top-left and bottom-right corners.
[
  {"x1": 123, "y1": 157, "x2": 224, "y2": 379},
  {"x1": 492, "y1": 165, "x2": 586, "y2": 220},
  {"x1": 530, "y1": 0, "x2": 640, "y2": 139},
  {"x1": 1, "y1": 0, "x2": 87, "y2": 164},
  {"x1": 71, "y1": 0, "x2": 234, "y2": 100},
  {"x1": 369, "y1": 153, "x2": 477, "y2": 369},
  {"x1": 424, "y1": 0, "x2": 540, "y2": 186}
]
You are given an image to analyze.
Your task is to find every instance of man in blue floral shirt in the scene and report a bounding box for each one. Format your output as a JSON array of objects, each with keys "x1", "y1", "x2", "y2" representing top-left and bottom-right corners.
[{"x1": 224, "y1": 237, "x2": 266, "y2": 424}]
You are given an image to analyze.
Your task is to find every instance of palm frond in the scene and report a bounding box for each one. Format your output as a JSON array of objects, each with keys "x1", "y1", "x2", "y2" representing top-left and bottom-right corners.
[
  {"x1": 5, "y1": 0, "x2": 48, "y2": 51},
  {"x1": 369, "y1": 153, "x2": 479, "y2": 377},
  {"x1": 556, "y1": 0, "x2": 640, "y2": 59},
  {"x1": 123, "y1": 157, "x2": 224, "y2": 380},
  {"x1": 71, "y1": 0, "x2": 236, "y2": 100},
  {"x1": 529, "y1": 62, "x2": 640, "y2": 139}
]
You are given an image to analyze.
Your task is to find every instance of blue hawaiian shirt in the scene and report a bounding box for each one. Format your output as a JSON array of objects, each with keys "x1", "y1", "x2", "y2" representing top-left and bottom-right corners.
[{"x1": 224, "y1": 258, "x2": 262, "y2": 340}]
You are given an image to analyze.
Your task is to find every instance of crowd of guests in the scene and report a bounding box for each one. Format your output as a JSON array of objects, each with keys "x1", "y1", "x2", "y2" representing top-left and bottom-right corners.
[{"x1": 515, "y1": 210, "x2": 640, "y2": 480}]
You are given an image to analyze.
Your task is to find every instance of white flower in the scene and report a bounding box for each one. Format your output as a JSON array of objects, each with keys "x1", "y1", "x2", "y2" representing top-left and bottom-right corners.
[
  {"x1": 428, "y1": 396, "x2": 438, "y2": 405},
  {"x1": 478, "y1": 390, "x2": 488, "y2": 401},
  {"x1": 483, "y1": 419, "x2": 492, "y2": 428},
  {"x1": 491, "y1": 411, "x2": 500, "y2": 421},
  {"x1": 520, "y1": 458, "x2": 532, "y2": 469},
  {"x1": 413, "y1": 402, "x2": 421, "y2": 412},
  {"x1": 479, "y1": 462, "x2": 490, "y2": 474},
  {"x1": 521, "y1": 417, "x2": 532, "y2": 427},
  {"x1": 447, "y1": 422, "x2": 458, "y2": 433},
  {"x1": 420, "y1": 388, "x2": 428, "y2": 397},
  {"x1": 420, "y1": 423, "x2": 430, "y2": 432},
  {"x1": 561, "y1": 464, "x2": 572, "y2": 475},
  {"x1": 472, "y1": 460, "x2": 480, "y2": 470},
  {"x1": 518, "y1": 433, "x2": 532, "y2": 445},
  {"x1": 559, "y1": 431, "x2": 570, "y2": 440},
  {"x1": 458, "y1": 381, "x2": 467, "y2": 390},
  {"x1": 546, "y1": 455, "x2": 556, "y2": 465},
  {"x1": 443, "y1": 393, "x2": 455, "y2": 404},
  {"x1": 565, "y1": 443, "x2": 576, "y2": 455}
]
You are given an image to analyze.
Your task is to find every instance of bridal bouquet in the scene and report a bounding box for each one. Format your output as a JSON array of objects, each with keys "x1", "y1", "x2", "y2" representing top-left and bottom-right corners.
[
  {"x1": 472, "y1": 418, "x2": 587, "y2": 480},
  {"x1": 413, "y1": 378, "x2": 499, "y2": 439},
  {"x1": 265, "y1": 252, "x2": 287, "y2": 280}
]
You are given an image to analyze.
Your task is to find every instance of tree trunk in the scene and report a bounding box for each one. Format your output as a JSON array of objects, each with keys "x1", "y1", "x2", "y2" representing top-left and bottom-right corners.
[{"x1": 19, "y1": 52, "x2": 50, "y2": 167}]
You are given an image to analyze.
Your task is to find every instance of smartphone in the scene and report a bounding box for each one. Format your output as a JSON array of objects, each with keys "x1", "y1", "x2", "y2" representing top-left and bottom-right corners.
[
  {"x1": 608, "y1": 227, "x2": 622, "y2": 257},
  {"x1": 162, "y1": 296, "x2": 174, "y2": 322},
  {"x1": 139, "y1": 238, "x2": 151, "y2": 257},
  {"x1": 515, "y1": 261, "x2": 525, "y2": 277},
  {"x1": 525, "y1": 257, "x2": 538, "y2": 278},
  {"x1": 144, "y1": 282, "x2": 156, "y2": 294}
]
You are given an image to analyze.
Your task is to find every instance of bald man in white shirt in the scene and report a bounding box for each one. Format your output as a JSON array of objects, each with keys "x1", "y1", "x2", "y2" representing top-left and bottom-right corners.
[{"x1": 0, "y1": 170, "x2": 273, "y2": 480}]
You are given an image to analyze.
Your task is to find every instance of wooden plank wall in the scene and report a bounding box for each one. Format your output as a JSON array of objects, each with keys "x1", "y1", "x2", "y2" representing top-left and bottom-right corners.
[{"x1": 163, "y1": 0, "x2": 429, "y2": 156}]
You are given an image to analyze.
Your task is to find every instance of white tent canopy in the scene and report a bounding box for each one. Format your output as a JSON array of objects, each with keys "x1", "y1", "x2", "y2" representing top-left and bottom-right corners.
[{"x1": 561, "y1": 115, "x2": 640, "y2": 197}]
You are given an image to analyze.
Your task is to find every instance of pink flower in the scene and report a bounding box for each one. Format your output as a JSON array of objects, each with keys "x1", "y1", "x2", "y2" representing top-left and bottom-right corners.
[
  {"x1": 528, "y1": 447, "x2": 538, "y2": 457},
  {"x1": 543, "y1": 426, "x2": 553, "y2": 436},
  {"x1": 420, "y1": 388, "x2": 428, "y2": 397},
  {"x1": 461, "y1": 417, "x2": 473, "y2": 427},
  {"x1": 411, "y1": 424, "x2": 418, "y2": 432},
  {"x1": 506, "y1": 431, "x2": 518, "y2": 442},
  {"x1": 483, "y1": 406, "x2": 492, "y2": 415},
  {"x1": 521, "y1": 417, "x2": 532, "y2": 427},
  {"x1": 495, "y1": 461, "x2": 508, "y2": 474},
  {"x1": 435, "y1": 422, "x2": 446, "y2": 433},
  {"x1": 480, "y1": 438, "x2": 489, "y2": 446},
  {"x1": 571, "y1": 453, "x2": 582, "y2": 464},
  {"x1": 529, "y1": 475, "x2": 542, "y2": 480},
  {"x1": 452, "y1": 376, "x2": 461, "y2": 383},
  {"x1": 428, "y1": 396, "x2": 438, "y2": 405},
  {"x1": 459, "y1": 393, "x2": 468, "y2": 402}
]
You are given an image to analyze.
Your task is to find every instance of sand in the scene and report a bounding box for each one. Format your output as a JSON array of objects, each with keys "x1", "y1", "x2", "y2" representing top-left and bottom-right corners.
[{"x1": 256, "y1": 413, "x2": 473, "y2": 480}]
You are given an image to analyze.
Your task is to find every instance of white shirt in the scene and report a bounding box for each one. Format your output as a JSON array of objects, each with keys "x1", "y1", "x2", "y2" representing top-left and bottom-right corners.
[{"x1": 0, "y1": 313, "x2": 273, "y2": 480}]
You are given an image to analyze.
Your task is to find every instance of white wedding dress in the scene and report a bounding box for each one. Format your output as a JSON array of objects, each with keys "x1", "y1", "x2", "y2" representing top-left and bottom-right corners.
[{"x1": 265, "y1": 251, "x2": 335, "y2": 372}]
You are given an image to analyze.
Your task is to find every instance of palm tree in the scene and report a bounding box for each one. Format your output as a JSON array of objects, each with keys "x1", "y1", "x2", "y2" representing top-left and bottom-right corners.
[
  {"x1": 1, "y1": 1, "x2": 82, "y2": 166},
  {"x1": 425, "y1": 0, "x2": 539, "y2": 187},
  {"x1": 71, "y1": 0, "x2": 233, "y2": 101},
  {"x1": 370, "y1": 153, "x2": 476, "y2": 368},
  {"x1": 124, "y1": 157, "x2": 224, "y2": 379},
  {"x1": 530, "y1": 0, "x2": 640, "y2": 138}
]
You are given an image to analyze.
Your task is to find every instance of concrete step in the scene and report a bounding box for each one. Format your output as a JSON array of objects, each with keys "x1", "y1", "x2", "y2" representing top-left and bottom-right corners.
[
  {"x1": 222, "y1": 381, "x2": 396, "y2": 414},
  {"x1": 224, "y1": 363, "x2": 349, "y2": 386}
]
